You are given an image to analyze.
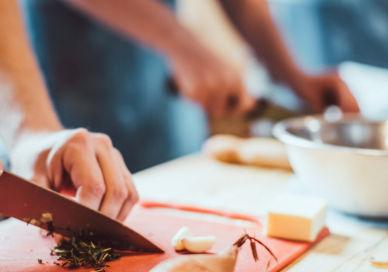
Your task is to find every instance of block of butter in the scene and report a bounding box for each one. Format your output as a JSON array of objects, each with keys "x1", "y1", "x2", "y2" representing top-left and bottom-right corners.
[{"x1": 266, "y1": 194, "x2": 327, "y2": 242}]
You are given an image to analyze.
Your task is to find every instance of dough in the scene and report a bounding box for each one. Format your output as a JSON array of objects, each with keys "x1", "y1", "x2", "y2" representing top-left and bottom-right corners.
[
  {"x1": 237, "y1": 138, "x2": 291, "y2": 170},
  {"x1": 202, "y1": 135, "x2": 241, "y2": 163},
  {"x1": 203, "y1": 135, "x2": 291, "y2": 171}
]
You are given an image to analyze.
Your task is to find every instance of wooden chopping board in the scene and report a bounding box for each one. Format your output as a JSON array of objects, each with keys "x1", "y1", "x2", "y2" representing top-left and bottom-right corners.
[{"x1": 0, "y1": 205, "x2": 328, "y2": 272}]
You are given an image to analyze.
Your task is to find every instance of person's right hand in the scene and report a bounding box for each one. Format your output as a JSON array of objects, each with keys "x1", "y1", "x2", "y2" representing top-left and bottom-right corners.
[
  {"x1": 10, "y1": 128, "x2": 138, "y2": 222},
  {"x1": 291, "y1": 72, "x2": 359, "y2": 113},
  {"x1": 168, "y1": 43, "x2": 255, "y2": 119}
]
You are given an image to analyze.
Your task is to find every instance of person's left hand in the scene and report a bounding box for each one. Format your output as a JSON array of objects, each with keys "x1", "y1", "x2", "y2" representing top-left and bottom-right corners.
[{"x1": 291, "y1": 72, "x2": 360, "y2": 113}]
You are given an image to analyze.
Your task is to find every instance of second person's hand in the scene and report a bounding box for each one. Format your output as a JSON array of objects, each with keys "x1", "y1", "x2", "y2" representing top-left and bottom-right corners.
[
  {"x1": 168, "y1": 41, "x2": 256, "y2": 119},
  {"x1": 291, "y1": 71, "x2": 360, "y2": 113}
]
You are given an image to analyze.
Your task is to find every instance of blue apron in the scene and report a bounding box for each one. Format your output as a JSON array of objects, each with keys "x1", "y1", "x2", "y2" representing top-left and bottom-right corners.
[{"x1": 21, "y1": 0, "x2": 207, "y2": 172}]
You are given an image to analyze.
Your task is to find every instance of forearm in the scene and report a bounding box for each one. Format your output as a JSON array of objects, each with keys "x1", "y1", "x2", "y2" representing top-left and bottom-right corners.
[
  {"x1": 220, "y1": 0, "x2": 305, "y2": 87},
  {"x1": 0, "y1": 1, "x2": 62, "y2": 148},
  {"x1": 66, "y1": 0, "x2": 200, "y2": 61}
]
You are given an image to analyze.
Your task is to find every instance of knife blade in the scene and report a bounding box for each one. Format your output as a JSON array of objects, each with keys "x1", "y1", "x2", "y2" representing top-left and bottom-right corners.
[{"x1": 0, "y1": 171, "x2": 163, "y2": 252}]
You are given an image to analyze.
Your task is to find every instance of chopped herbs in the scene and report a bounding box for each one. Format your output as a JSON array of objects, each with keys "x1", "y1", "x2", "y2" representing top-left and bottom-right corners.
[
  {"x1": 32, "y1": 212, "x2": 124, "y2": 271},
  {"x1": 52, "y1": 231, "x2": 121, "y2": 272}
]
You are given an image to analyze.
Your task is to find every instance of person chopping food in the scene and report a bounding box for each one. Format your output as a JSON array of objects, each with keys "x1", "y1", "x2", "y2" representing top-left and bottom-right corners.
[
  {"x1": 21, "y1": 0, "x2": 359, "y2": 172},
  {"x1": 0, "y1": 1, "x2": 137, "y2": 222},
  {"x1": 1, "y1": 0, "x2": 359, "y2": 224}
]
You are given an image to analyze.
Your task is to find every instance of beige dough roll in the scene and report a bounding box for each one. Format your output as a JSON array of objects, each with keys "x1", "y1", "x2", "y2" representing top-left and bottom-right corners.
[
  {"x1": 202, "y1": 135, "x2": 242, "y2": 163},
  {"x1": 203, "y1": 135, "x2": 291, "y2": 171},
  {"x1": 237, "y1": 138, "x2": 291, "y2": 170}
]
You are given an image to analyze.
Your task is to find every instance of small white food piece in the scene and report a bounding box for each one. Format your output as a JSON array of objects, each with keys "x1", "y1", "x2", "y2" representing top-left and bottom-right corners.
[
  {"x1": 266, "y1": 194, "x2": 327, "y2": 242},
  {"x1": 182, "y1": 236, "x2": 216, "y2": 253},
  {"x1": 171, "y1": 227, "x2": 191, "y2": 251},
  {"x1": 171, "y1": 227, "x2": 216, "y2": 253}
]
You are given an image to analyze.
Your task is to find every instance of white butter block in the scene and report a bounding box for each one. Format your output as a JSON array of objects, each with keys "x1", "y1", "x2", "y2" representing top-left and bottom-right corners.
[{"x1": 266, "y1": 194, "x2": 327, "y2": 242}]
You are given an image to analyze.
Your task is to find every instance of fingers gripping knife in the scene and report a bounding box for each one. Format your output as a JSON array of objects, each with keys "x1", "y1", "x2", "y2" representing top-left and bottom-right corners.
[
  {"x1": 166, "y1": 77, "x2": 297, "y2": 136},
  {"x1": 0, "y1": 170, "x2": 162, "y2": 252}
]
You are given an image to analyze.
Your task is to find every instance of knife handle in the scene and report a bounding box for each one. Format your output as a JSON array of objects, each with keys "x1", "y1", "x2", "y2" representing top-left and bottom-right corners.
[{"x1": 323, "y1": 87, "x2": 339, "y2": 107}]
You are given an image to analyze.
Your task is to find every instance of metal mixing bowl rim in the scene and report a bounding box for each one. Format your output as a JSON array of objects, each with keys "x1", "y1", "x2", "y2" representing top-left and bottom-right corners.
[{"x1": 273, "y1": 114, "x2": 388, "y2": 157}]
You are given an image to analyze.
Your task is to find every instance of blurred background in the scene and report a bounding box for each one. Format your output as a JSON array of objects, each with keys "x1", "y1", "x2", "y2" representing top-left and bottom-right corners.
[
  {"x1": 271, "y1": 0, "x2": 388, "y2": 71},
  {"x1": 182, "y1": 0, "x2": 388, "y2": 135},
  {"x1": 177, "y1": 0, "x2": 388, "y2": 113},
  {"x1": 20, "y1": 0, "x2": 388, "y2": 171}
]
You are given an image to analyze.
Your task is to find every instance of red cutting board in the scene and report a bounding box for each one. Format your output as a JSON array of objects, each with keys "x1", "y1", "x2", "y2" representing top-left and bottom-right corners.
[{"x1": 0, "y1": 205, "x2": 328, "y2": 272}]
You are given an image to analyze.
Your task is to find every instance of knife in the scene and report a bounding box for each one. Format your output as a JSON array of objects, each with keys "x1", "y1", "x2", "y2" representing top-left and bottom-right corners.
[
  {"x1": 165, "y1": 77, "x2": 298, "y2": 137},
  {"x1": 0, "y1": 171, "x2": 163, "y2": 252},
  {"x1": 166, "y1": 77, "x2": 270, "y2": 118}
]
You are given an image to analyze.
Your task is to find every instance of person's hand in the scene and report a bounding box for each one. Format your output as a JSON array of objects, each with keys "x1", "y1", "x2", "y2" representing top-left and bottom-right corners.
[
  {"x1": 168, "y1": 43, "x2": 255, "y2": 119},
  {"x1": 291, "y1": 72, "x2": 359, "y2": 113},
  {"x1": 10, "y1": 128, "x2": 138, "y2": 222}
]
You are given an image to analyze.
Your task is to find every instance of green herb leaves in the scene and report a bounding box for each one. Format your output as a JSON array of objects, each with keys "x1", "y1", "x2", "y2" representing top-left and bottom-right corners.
[
  {"x1": 34, "y1": 212, "x2": 121, "y2": 271},
  {"x1": 52, "y1": 231, "x2": 120, "y2": 272}
]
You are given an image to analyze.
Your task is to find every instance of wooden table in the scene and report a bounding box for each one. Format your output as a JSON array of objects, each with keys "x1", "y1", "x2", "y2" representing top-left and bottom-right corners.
[{"x1": 134, "y1": 154, "x2": 388, "y2": 271}]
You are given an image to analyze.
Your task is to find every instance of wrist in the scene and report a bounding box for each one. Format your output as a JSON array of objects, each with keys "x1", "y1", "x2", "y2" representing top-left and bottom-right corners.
[
  {"x1": 9, "y1": 129, "x2": 77, "y2": 179},
  {"x1": 12, "y1": 121, "x2": 64, "y2": 151},
  {"x1": 162, "y1": 28, "x2": 203, "y2": 65}
]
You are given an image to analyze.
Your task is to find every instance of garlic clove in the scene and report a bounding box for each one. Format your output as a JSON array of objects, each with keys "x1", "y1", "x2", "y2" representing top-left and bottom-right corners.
[
  {"x1": 171, "y1": 226, "x2": 191, "y2": 251},
  {"x1": 182, "y1": 236, "x2": 216, "y2": 253}
]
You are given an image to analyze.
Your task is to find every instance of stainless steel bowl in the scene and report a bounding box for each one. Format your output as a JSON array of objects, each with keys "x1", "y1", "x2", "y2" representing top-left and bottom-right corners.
[{"x1": 273, "y1": 114, "x2": 388, "y2": 217}]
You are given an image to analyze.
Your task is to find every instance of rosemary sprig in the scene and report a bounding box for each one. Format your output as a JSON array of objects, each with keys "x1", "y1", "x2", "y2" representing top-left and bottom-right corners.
[{"x1": 233, "y1": 233, "x2": 278, "y2": 263}]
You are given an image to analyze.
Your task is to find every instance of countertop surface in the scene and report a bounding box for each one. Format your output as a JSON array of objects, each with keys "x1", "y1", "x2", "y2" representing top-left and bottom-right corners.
[
  {"x1": 134, "y1": 154, "x2": 388, "y2": 271},
  {"x1": 1, "y1": 154, "x2": 388, "y2": 271}
]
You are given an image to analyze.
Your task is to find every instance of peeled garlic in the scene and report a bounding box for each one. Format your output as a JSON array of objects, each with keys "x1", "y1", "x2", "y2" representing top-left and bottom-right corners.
[
  {"x1": 171, "y1": 227, "x2": 191, "y2": 251},
  {"x1": 182, "y1": 236, "x2": 216, "y2": 253},
  {"x1": 171, "y1": 227, "x2": 215, "y2": 253},
  {"x1": 150, "y1": 246, "x2": 238, "y2": 272},
  {"x1": 202, "y1": 135, "x2": 241, "y2": 163}
]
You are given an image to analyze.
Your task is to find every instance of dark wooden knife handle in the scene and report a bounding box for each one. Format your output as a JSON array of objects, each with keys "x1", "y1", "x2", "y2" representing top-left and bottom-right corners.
[{"x1": 323, "y1": 87, "x2": 339, "y2": 107}]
